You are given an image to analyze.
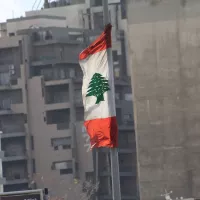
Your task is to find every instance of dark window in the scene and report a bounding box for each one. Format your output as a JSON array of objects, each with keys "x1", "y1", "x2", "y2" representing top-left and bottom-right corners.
[
  {"x1": 93, "y1": 0, "x2": 102, "y2": 6},
  {"x1": 45, "y1": 31, "x2": 53, "y2": 40},
  {"x1": 60, "y1": 168, "x2": 73, "y2": 175},
  {"x1": 51, "y1": 137, "x2": 71, "y2": 150},
  {"x1": 32, "y1": 159, "x2": 36, "y2": 173},
  {"x1": 121, "y1": 0, "x2": 127, "y2": 19},
  {"x1": 41, "y1": 79, "x2": 44, "y2": 97},
  {"x1": 10, "y1": 79, "x2": 18, "y2": 85},
  {"x1": 9, "y1": 33, "x2": 15, "y2": 37},
  {"x1": 54, "y1": 146, "x2": 58, "y2": 151},
  {"x1": 93, "y1": 12, "x2": 104, "y2": 30},
  {"x1": 24, "y1": 114, "x2": 27, "y2": 123},
  {"x1": 63, "y1": 144, "x2": 71, "y2": 149},
  {"x1": 112, "y1": 51, "x2": 118, "y2": 62},
  {"x1": 85, "y1": 172, "x2": 94, "y2": 182},
  {"x1": 31, "y1": 136, "x2": 34, "y2": 150},
  {"x1": 32, "y1": 32, "x2": 40, "y2": 42}
]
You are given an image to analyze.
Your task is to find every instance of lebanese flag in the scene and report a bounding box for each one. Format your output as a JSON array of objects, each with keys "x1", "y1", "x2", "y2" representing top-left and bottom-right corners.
[{"x1": 79, "y1": 24, "x2": 118, "y2": 148}]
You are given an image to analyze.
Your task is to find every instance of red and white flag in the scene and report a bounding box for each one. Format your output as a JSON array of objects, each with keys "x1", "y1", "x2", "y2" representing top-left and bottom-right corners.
[{"x1": 79, "y1": 24, "x2": 118, "y2": 148}]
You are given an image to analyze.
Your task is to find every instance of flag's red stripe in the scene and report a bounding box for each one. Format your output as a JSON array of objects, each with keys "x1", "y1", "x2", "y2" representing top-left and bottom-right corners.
[
  {"x1": 84, "y1": 116, "x2": 118, "y2": 148},
  {"x1": 79, "y1": 24, "x2": 112, "y2": 60}
]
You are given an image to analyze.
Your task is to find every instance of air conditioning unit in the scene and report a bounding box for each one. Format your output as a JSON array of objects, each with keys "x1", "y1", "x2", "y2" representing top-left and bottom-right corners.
[{"x1": 9, "y1": 64, "x2": 15, "y2": 75}]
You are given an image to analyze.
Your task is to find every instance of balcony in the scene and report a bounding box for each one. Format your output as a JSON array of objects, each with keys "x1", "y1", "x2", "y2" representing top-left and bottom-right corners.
[
  {"x1": 119, "y1": 166, "x2": 136, "y2": 177},
  {"x1": 5, "y1": 178, "x2": 28, "y2": 185},
  {"x1": 1, "y1": 125, "x2": 25, "y2": 138},
  {"x1": 115, "y1": 99, "x2": 122, "y2": 108},
  {"x1": 0, "y1": 100, "x2": 13, "y2": 115},
  {"x1": 118, "y1": 141, "x2": 136, "y2": 150},
  {"x1": 45, "y1": 102, "x2": 70, "y2": 111},
  {"x1": 118, "y1": 121, "x2": 134, "y2": 131},
  {"x1": 0, "y1": 82, "x2": 20, "y2": 91},
  {"x1": 45, "y1": 79, "x2": 70, "y2": 86},
  {"x1": 45, "y1": 85, "x2": 70, "y2": 111},
  {"x1": 3, "y1": 150, "x2": 27, "y2": 162},
  {"x1": 46, "y1": 109, "x2": 70, "y2": 130},
  {"x1": 32, "y1": 55, "x2": 78, "y2": 66},
  {"x1": 75, "y1": 98, "x2": 83, "y2": 107}
]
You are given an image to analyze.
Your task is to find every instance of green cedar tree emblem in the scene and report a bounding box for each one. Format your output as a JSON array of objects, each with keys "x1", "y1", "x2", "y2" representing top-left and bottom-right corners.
[{"x1": 86, "y1": 73, "x2": 110, "y2": 104}]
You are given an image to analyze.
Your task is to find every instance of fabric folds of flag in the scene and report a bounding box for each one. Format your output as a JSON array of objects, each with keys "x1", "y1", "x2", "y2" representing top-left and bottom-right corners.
[{"x1": 79, "y1": 24, "x2": 118, "y2": 148}]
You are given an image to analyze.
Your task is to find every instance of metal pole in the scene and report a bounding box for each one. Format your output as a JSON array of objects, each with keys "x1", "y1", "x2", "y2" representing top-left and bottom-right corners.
[{"x1": 102, "y1": 1, "x2": 121, "y2": 200}]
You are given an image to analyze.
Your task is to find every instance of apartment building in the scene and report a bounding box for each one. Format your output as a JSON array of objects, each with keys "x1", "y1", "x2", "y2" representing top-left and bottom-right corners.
[{"x1": 0, "y1": 0, "x2": 137, "y2": 199}]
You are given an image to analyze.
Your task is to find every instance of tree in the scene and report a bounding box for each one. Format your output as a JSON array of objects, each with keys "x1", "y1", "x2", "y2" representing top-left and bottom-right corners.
[{"x1": 86, "y1": 73, "x2": 110, "y2": 104}]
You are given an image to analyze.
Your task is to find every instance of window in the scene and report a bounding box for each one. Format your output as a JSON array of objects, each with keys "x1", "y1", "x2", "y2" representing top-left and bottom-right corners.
[
  {"x1": 60, "y1": 168, "x2": 73, "y2": 175},
  {"x1": 114, "y1": 67, "x2": 120, "y2": 78},
  {"x1": 9, "y1": 33, "x2": 15, "y2": 37},
  {"x1": 115, "y1": 93, "x2": 120, "y2": 100},
  {"x1": 76, "y1": 108, "x2": 84, "y2": 121},
  {"x1": 93, "y1": 0, "x2": 102, "y2": 6},
  {"x1": 123, "y1": 114, "x2": 133, "y2": 125},
  {"x1": 0, "y1": 72, "x2": 10, "y2": 85},
  {"x1": 75, "y1": 89, "x2": 82, "y2": 103},
  {"x1": 53, "y1": 161, "x2": 72, "y2": 169},
  {"x1": 69, "y1": 68, "x2": 75, "y2": 78},
  {"x1": 124, "y1": 114, "x2": 132, "y2": 121},
  {"x1": 51, "y1": 137, "x2": 71, "y2": 150},
  {"x1": 44, "y1": 30, "x2": 53, "y2": 40},
  {"x1": 32, "y1": 32, "x2": 40, "y2": 42},
  {"x1": 31, "y1": 136, "x2": 34, "y2": 150},
  {"x1": 52, "y1": 160, "x2": 73, "y2": 175},
  {"x1": 124, "y1": 93, "x2": 132, "y2": 101},
  {"x1": 93, "y1": 12, "x2": 104, "y2": 30},
  {"x1": 112, "y1": 51, "x2": 118, "y2": 62},
  {"x1": 32, "y1": 159, "x2": 36, "y2": 173},
  {"x1": 85, "y1": 172, "x2": 94, "y2": 182},
  {"x1": 54, "y1": 146, "x2": 58, "y2": 150}
]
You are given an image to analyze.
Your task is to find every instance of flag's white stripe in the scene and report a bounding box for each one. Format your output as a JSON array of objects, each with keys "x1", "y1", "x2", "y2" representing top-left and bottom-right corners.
[{"x1": 80, "y1": 48, "x2": 116, "y2": 121}]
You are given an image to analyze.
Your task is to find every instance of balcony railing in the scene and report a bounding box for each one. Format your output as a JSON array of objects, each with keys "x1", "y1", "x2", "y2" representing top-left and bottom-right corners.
[
  {"x1": 1, "y1": 124, "x2": 25, "y2": 133},
  {"x1": 4, "y1": 150, "x2": 26, "y2": 157},
  {"x1": 46, "y1": 96, "x2": 69, "y2": 104},
  {"x1": 118, "y1": 141, "x2": 136, "y2": 149},
  {"x1": 119, "y1": 166, "x2": 136, "y2": 173},
  {"x1": 0, "y1": 99, "x2": 12, "y2": 110},
  {"x1": 6, "y1": 176, "x2": 28, "y2": 181},
  {"x1": 75, "y1": 98, "x2": 83, "y2": 106}
]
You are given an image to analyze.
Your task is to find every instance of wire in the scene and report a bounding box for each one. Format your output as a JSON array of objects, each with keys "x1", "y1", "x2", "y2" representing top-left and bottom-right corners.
[
  {"x1": 36, "y1": 0, "x2": 43, "y2": 10},
  {"x1": 32, "y1": 0, "x2": 38, "y2": 10}
]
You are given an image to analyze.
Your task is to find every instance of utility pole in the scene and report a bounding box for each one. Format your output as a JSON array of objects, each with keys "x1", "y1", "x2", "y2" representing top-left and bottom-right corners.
[{"x1": 102, "y1": 1, "x2": 121, "y2": 200}]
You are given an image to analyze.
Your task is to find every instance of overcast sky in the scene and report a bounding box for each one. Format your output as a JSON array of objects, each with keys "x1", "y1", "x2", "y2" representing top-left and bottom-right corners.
[{"x1": 0, "y1": 0, "x2": 43, "y2": 22}]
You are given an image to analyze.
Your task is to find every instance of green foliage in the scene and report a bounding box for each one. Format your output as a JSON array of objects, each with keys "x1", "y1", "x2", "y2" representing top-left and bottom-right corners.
[{"x1": 86, "y1": 73, "x2": 110, "y2": 104}]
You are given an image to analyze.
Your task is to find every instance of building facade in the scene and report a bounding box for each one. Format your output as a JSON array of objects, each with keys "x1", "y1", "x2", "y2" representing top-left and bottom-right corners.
[
  {"x1": 0, "y1": 1, "x2": 137, "y2": 199},
  {"x1": 126, "y1": 0, "x2": 200, "y2": 200}
]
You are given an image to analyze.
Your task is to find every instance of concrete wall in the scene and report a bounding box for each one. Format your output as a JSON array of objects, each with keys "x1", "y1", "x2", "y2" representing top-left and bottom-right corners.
[
  {"x1": 75, "y1": 122, "x2": 94, "y2": 180},
  {"x1": 26, "y1": 4, "x2": 86, "y2": 29},
  {"x1": 7, "y1": 17, "x2": 66, "y2": 35},
  {"x1": 127, "y1": 0, "x2": 200, "y2": 199}
]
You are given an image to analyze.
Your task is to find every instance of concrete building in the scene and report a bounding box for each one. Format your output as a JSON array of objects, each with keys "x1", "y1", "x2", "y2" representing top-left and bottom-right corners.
[
  {"x1": 0, "y1": 1, "x2": 137, "y2": 199},
  {"x1": 126, "y1": 0, "x2": 200, "y2": 200}
]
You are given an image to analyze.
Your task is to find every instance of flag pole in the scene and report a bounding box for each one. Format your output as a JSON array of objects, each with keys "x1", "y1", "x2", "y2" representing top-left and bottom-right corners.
[{"x1": 102, "y1": 1, "x2": 121, "y2": 200}]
